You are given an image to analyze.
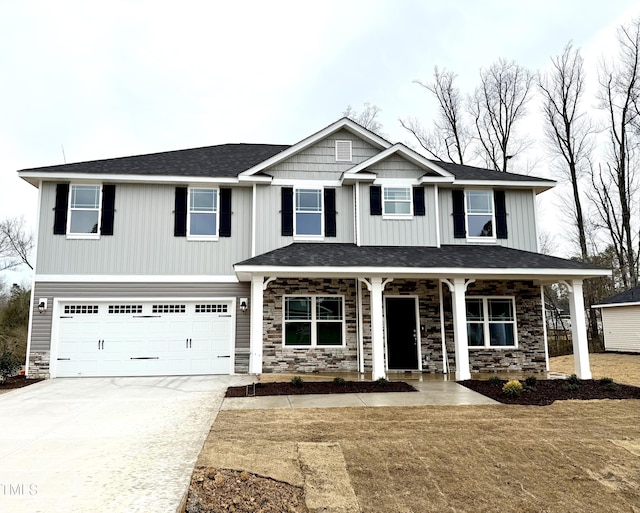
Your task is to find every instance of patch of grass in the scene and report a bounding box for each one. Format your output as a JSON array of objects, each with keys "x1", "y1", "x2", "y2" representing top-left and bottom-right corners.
[
  {"x1": 502, "y1": 380, "x2": 524, "y2": 396},
  {"x1": 290, "y1": 376, "x2": 303, "y2": 388}
]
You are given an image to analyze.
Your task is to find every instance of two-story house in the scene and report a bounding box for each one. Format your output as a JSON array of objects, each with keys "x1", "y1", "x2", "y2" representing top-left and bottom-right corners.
[{"x1": 18, "y1": 118, "x2": 609, "y2": 381}]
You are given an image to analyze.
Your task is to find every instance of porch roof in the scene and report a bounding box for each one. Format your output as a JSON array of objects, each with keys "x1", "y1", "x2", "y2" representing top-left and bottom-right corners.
[{"x1": 234, "y1": 243, "x2": 611, "y2": 282}]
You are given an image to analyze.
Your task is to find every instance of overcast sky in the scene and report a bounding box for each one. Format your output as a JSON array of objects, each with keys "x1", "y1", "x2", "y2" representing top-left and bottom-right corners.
[{"x1": 1, "y1": 0, "x2": 639, "y2": 283}]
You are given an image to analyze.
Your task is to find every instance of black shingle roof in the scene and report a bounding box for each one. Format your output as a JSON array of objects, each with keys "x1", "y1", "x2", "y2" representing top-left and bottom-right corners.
[
  {"x1": 236, "y1": 243, "x2": 605, "y2": 271},
  {"x1": 597, "y1": 285, "x2": 640, "y2": 306},
  {"x1": 19, "y1": 143, "x2": 290, "y2": 178},
  {"x1": 432, "y1": 161, "x2": 553, "y2": 183}
]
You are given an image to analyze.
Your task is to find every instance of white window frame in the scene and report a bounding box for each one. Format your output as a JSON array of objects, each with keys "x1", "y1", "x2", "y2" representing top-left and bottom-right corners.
[
  {"x1": 466, "y1": 296, "x2": 518, "y2": 349},
  {"x1": 335, "y1": 140, "x2": 352, "y2": 162},
  {"x1": 465, "y1": 189, "x2": 496, "y2": 242},
  {"x1": 67, "y1": 184, "x2": 102, "y2": 239},
  {"x1": 282, "y1": 295, "x2": 346, "y2": 348},
  {"x1": 187, "y1": 187, "x2": 219, "y2": 241},
  {"x1": 294, "y1": 187, "x2": 324, "y2": 240},
  {"x1": 382, "y1": 185, "x2": 413, "y2": 219}
]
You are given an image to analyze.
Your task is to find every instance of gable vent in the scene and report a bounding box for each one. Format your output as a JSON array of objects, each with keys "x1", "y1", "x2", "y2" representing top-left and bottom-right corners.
[{"x1": 335, "y1": 140, "x2": 352, "y2": 162}]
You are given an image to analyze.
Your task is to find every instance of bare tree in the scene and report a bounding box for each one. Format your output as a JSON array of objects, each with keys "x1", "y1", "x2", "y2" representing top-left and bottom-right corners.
[
  {"x1": 400, "y1": 67, "x2": 471, "y2": 164},
  {"x1": 539, "y1": 43, "x2": 592, "y2": 260},
  {"x1": 470, "y1": 59, "x2": 534, "y2": 172},
  {"x1": 343, "y1": 103, "x2": 384, "y2": 136},
  {"x1": 0, "y1": 217, "x2": 34, "y2": 271},
  {"x1": 591, "y1": 18, "x2": 640, "y2": 288}
]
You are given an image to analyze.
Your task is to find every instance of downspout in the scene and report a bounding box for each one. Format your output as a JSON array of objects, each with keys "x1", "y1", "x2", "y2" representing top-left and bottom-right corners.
[
  {"x1": 434, "y1": 184, "x2": 441, "y2": 248},
  {"x1": 354, "y1": 182, "x2": 360, "y2": 246}
]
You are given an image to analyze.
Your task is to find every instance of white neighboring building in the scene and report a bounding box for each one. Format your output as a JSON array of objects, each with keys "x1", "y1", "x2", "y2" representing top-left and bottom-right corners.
[{"x1": 593, "y1": 286, "x2": 640, "y2": 353}]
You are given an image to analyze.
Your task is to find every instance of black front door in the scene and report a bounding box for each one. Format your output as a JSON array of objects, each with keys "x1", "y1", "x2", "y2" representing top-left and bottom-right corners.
[{"x1": 385, "y1": 297, "x2": 419, "y2": 370}]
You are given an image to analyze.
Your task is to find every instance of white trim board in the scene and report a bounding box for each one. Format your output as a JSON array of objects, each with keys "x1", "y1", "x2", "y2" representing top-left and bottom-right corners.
[{"x1": 34, "y1": 274, "x2": 240, "y2": 283}]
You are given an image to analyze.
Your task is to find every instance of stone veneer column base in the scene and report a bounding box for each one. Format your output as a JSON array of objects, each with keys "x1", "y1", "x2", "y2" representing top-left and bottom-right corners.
[{"x1": 27, "y1": 351, "x2": 51, "y2": 379}]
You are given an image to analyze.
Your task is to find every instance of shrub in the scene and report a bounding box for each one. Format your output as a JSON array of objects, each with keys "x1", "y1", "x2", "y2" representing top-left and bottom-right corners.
[
  {"x1": 375, "y1": 377, "x2": 389, "y2": 387},
  {"x1": 599, "y1": 377, "x2": 618, "y2": 390},
  {"x1": 524, "y1": 376, "x2": 538, "y2": 388},
  {"x1": 0, "y1": 344, "x2": 21, "y2": 382},
  {"x1": 502, "y1": 380, "x2": 524, "y2": 396},
  {"x1": 564, "y1": 374, "x2": 581, "y2": 391},
  {"x1": 333, "y1": 377, "x2": 346, "y2": 385},
  {"x1": 488, "y1": 376, "x2": 503, "y2": 387},
  {"x1": 290, "y1": 376, "x2": 303, "y2": 388}
]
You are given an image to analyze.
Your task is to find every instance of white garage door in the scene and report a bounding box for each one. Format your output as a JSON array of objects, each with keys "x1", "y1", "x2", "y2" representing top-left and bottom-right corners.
[{"x1": 54, "y1": 300, "x2": 234, "y2": 377}]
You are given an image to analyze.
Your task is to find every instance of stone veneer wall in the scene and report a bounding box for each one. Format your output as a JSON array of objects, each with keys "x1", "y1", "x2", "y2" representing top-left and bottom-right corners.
[
  {"x1": 27, "y1": 351, "x2": 50, "y2": 379},
  {"x1": 442, "y1": 280, "x2": 547, "y2": 373},
  {"x1": 262, "y1": 278, "x2": 359, "y2": 373}
]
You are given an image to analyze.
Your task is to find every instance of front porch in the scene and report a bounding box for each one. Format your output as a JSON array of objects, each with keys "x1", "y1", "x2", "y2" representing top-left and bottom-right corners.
[{"x1": 234, "y1": 243, "x2": 611, "y2": 381}]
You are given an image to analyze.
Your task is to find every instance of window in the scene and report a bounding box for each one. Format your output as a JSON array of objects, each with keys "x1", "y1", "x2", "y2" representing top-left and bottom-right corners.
[
  {"x1": 383, "y1": 186, "x2": 412, "y2": 216},
  {"x1": 465, "y1": 191, "x2": 494, "y2": 238},
  {"x1": 466, "y1": 297, "x2": 517, "y2": 348},
  {"x1": 188, "y1": 188, "x2": 218, "y2": 238},
  {"x1": 284, "y1": 296, "x2": 344, "y2": 347},
  {"x1": 68, "y1": 185, "x2": 101, "y2": 236},
  {"x1": 295, "y1": 188, "x2": 323, "y2": 237},
  {"x1": 335, "y1": 140, "x2": 352, "y2": 161}
]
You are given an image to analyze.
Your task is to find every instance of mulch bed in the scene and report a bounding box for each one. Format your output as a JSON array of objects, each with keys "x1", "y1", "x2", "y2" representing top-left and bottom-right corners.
[
  {"x1": 0, "y1": 375, "x2": 43, "y2": 390},
  {"x1": 461, "y1": 378, "x2": 640, "y2": 406},
  {"x1": 225, "y1": 380, "x2": 417, "y2": 397}
]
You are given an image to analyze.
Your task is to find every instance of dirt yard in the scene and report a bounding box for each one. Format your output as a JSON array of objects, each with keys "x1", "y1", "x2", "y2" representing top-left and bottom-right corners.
[
  {"x1": 550, "y1": 352, "x2": 640, "y2": 385},
  {"x1": 190, "y1": 354, "x2": 640, "y2": 512}
]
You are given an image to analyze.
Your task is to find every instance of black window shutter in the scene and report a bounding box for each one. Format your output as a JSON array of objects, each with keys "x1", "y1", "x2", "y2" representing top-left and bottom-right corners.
[
  {"x1": 53, "y1": 183, "x2": 69, "y2": 235},
  {"x1": 100, "y1": 184, "x2": 116, "y2": 236},
  {"x1": 369, "y1": 186, "x2": 382, "y2": 215},
  {"x1": 324, "y1": 188, "x2": 336, "y2": 237},
  {"x1": 281, "y1": 187, "x2": 293, "y2": 236},
  {"x1": 413, "y1": 187, "x2": 425, "y2": 216},
  {"x1": 494, "y1": 190, "x2": 508, "y2": 239},
  {"x1": 219, "y1": 188, "x2": 232, "y2": 237},
  {"x1": 452, "y1": 189, "x2": 466, "y2": 238},
  {"x1": 174, "y1": 187, "x2": 188, "y2": 237}
]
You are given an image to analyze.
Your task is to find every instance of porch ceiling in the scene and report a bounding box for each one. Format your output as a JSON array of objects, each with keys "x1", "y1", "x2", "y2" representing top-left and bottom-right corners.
[{"x1": 234, "y1": 243, "x2": 611, "y2": 282}]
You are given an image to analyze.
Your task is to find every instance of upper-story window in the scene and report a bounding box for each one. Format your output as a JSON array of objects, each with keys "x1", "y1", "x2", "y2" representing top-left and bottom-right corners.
[
  {"x1": 188, "y1": 188, "x2": 218, "y2": 239},
  {"x1": 295, "y1": 188, "x2": 323, "y2": 237},
  {"x1": 335, "y1": 140, "x2": 352, "y2": 162},
  {"x1": 465, "y1": 190, "x2": 495, "y2": 238},
  {"x1": 383, "y1": 186, "x2": 412, "y2": 217},
  {"x1": 68, "y1": 185, "x2": 101, "y2": 237}
]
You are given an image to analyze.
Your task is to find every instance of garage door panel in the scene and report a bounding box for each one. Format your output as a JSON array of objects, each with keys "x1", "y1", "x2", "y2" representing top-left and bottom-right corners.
[{"x1": 56, "y1": 300, "x2": 234, "y2": 377}]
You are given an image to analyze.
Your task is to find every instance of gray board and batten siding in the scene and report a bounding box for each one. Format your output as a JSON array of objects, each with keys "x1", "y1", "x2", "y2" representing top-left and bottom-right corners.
[
  {"x1": 358, "y1": 182, "x2": 438, "y2": 247},
  {"x1": 254, "y1": 184, "x2": 355, "y2": 256},
  {"x1": 37, "y1": 182, "x2": 253, "y2": 276},
  {"x1": 30, "y1": 281, "x2": 252, "y2": 372},
  {"x1": 439, "y1": 188, "x2": 538, "y2": 252}
]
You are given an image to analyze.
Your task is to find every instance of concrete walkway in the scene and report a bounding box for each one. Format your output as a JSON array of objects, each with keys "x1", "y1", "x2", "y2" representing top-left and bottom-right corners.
[
  {"x1": 221, "y1": 380, "x2": 497, "y2": 410},
  {"x1": 0, "y1": 375, "x2": 252, "y2": 513}
]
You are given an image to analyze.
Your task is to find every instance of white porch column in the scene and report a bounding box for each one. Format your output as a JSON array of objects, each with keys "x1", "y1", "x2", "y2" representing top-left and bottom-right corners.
[
  {"x1": 566, "y1": 279, "x2": 592, "y2": 379},
  {"x1": 369, "y1": 277, "x2": 386, "y2": 380},
  {"x1": 249, "y1": 275, "x2": 265, "y2": 374},
  {"x1": 443, "y1": 278, "x2": 472, "y2": 381}
]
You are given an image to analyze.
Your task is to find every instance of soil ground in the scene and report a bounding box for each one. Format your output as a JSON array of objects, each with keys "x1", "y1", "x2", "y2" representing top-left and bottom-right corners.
[
  {"x1": 187, "y1": 354, "x2": 640, "y2": 512},
  {"x1": 0, "y1": 375, "x2": 43, "y2": 394}
]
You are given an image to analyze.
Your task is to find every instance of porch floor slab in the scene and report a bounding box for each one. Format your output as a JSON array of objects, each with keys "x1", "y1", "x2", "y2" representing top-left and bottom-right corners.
[{"x1": 220, "y1": 380, "x2": 498, "y2": 411}]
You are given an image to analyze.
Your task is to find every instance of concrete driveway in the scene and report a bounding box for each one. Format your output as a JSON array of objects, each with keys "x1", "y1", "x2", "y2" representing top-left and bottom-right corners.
[{"x1": 0, "y1": 375, "x2": 252, "y2": 513}]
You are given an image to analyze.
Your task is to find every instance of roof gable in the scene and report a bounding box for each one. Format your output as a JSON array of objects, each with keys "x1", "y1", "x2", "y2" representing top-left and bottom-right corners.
[
  {"x1": 239, "y1": 118, "x2": 392, "y2": 177},
  {"x1": 594, "y1": 285, "x2": 640, "y2": 307}
]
